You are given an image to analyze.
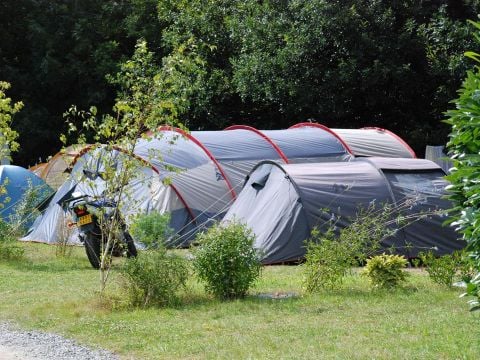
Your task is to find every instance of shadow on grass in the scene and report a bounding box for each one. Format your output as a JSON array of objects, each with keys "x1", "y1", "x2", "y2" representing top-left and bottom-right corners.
[
  {"x1": 97, "y1": 289, "x2": 305, "y2": 314},
  {"x1": 176, "y1": 290, "x2": 304, "y2": 311}
]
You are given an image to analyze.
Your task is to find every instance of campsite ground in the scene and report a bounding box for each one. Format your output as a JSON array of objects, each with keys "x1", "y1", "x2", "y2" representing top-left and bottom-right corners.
[{"x1": 1, "y1": 243, "x2": 479, "y2": 359}]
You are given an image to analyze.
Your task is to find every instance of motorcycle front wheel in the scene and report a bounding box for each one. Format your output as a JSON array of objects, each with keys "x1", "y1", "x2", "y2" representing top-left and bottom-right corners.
[
  {"x1": 124, "y1": 231, "x2": 137, "y2": 258},
  {"x1": 84, "y1": 233, "x2": 101, "y2": 269}
]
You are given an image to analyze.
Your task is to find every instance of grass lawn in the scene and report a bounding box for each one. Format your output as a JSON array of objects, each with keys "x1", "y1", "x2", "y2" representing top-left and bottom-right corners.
[{"x1": 0, "y1": 242, "x2": 479, "y2": 359}]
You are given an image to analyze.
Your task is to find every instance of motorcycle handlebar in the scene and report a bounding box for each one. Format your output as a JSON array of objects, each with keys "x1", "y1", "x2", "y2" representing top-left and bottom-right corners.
[{"x1": 62, "y1": 194, "x2": 117, "y2": 208}]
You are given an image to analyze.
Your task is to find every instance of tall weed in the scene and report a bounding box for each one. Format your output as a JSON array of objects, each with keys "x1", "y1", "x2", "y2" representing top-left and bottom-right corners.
[{"x1": 0, "y1": 219, "x2": 24, "y2": 260}]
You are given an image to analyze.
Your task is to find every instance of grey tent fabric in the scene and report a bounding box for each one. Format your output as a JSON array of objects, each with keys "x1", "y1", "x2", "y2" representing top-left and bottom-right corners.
[
  {"x1": 223, "y1": 158, "x2": 463, "y2": 264},
  {"x1": 425, "y1": 145, "x2": 452, "y2": 174},
  {"x1": 24, "y1": 125, "x2": 418, "y2": 247},
  {"x1": 23, "y1": 126, "x2": 353, "y2": 245},
  {"x1": 22, "y1": 148, "x2": 190, "y2": 245},
  {"x1": 288, "y1": 123, "x2": 416, "y2": 158},
  {"x1": 195, "y1": 127, "x2": 352, "y2": 187},
  {"x1": 23, "y1": 178, "x2": 81, "y2": 244},
  {"x1": 333, "y1": 128, "x2": 416, "y2": 158}
]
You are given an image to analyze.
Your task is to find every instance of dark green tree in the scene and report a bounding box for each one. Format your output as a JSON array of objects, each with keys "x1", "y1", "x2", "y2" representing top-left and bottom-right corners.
[
  {"x1": 228, "y1": 1, "x2": 480, "y2": 152},
  {"x1": 2, "y1": 0, "x2": 480, "y2": 164},
  {"x1": 152, "y1": 0, "x2": 480, "y2": 154},
  {"x1": 0, "y1": 0, "x2": 165, "y2": 166}
]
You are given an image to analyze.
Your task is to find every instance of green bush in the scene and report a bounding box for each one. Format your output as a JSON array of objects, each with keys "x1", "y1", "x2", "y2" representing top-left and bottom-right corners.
[
  {"x1": 121, "y1": 249, "x2": 189, "y2": 307},
  {"x1": 420, "y1": 250, "x2": 475, "y2": 288},
  {"x1": 193, "y1": 222, "x2": 261, "y2": 300},
  {"x1": 302, "y1": 229, "x2": 351, "y2": 292},
  {"x1": 363, "y1": 254, "x2": 409, "y2": 289},
  {"x1": 444, "y1": 20, "x2": 480, "y2": 309},
  {"x1": 302, "y1": 204, "x2": 396, "y2": 293},
  {"x1": 464, "y1": 273, "x2": 480, "y2": 311},
  {"x1": 0, "y1": 219, "x2": 24, "y2": 260},
  {"x1": 130, "y1": 212, "x2": 172, "y2": 248}
]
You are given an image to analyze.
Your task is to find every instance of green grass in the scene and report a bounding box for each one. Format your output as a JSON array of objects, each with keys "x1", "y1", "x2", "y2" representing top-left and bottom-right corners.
[{"x1": 1, "y1": 243, "x2": 479, "y2": 359}]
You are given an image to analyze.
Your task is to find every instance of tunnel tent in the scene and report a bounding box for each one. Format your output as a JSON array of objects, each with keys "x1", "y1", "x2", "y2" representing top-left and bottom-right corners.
[
  {"x1": 223, "y1": 158, "x2": 463, "y2": 264},
  {"x1": 0, "y1": 165, "x2": 54, "y2": 228},
  {"x1": 23, "y1": 123, "x2": 419, "y2": 247},
  {"x1": 290, "y1": 123, "x2": 417, "y2": 158},
  {"x1": 23, "y1": 126, "x2": 353, "y2": 246}
]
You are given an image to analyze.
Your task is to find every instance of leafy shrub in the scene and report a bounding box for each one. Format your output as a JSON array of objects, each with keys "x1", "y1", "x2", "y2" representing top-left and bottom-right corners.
[
  {"x1": 193, "y1": 222, "x2": 261, "y2": 300},
  {"x1": 464, "y1": 273, "x2": 480, "y2": 311},
  {"x1": 444, "y1": 20, "x2": 480, "y2": 309},
  {"x1": 302, "y1": 198, "x2": 440, "y2": 292},
  {"x1": 302, "y1": 204, "x2": 396, "y2": 293},
  {"x1": 302, "y1": 229, "x2": 351, "y2": 292},
  {"x1": 130, "y1": 212, "x2": 172, "y2": 248},
  {"x1": 363, "y1": 254, "x2": 409, "y2": 289},
  {"x1": 420, "y1": 250, "x2": 475, "y2": 288},
  {"x1": 0, "y1": 219, "x2": 24, "y2": 260},
  {"x1": 121, "y1": 248, "x2": 189, "y2": 307}
]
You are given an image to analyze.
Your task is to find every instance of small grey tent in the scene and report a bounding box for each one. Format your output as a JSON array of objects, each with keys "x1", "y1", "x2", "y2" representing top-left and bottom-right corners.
[{"x1": 223, "y1": 158, "x2": 463, "y2": 264}]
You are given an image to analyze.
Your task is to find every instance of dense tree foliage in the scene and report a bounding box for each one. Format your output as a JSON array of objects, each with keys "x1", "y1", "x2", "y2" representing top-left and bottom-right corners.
[
  {"x1": 0, "y1": 0, "x2": 162, "y2": 165},
  {"x1": 1, "y1": 0, "x2": 479, "y2": 165}
]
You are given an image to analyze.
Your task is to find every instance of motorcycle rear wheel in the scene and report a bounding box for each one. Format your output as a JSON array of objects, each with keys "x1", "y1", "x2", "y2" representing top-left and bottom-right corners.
[{"x1": 84, "y1": 233, "x2": 101, "y2": 269}]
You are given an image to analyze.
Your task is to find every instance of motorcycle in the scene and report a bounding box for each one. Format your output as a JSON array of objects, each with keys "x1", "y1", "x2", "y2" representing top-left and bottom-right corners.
[{"x1": 61, "y1": 190, "x2": 137, "y2": 269}]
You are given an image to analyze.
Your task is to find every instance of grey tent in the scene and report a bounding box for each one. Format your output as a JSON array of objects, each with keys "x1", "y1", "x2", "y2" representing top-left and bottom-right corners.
[
  {"x1": 223, "y1": 158, "x2": 463, "y2": 264},
  {"x1": 23, "y1": 126, "x2": 353, "y2": 245},
  {"x1": 23, "y1": 124, "x2": 417, "y2": 246}
]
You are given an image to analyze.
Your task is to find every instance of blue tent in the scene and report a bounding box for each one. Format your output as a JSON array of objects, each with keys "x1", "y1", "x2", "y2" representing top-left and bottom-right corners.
[{"x1": 0, "y1": 165, "x2": 53, "y2": 228}]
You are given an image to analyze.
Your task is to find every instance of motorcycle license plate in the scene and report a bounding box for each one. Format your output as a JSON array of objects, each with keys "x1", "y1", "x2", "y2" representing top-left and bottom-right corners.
[{"x1": 78, "y1": 214, "x2": 93, "y2": 226}]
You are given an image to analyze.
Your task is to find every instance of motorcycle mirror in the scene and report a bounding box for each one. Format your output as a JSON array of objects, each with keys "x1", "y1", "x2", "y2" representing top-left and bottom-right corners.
[{"x1": 83, "y1": 169, "x2": 97, "y2": 180}]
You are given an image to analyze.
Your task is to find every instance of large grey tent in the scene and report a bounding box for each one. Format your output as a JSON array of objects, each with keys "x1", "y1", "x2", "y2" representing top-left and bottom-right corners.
[
  {"x1": 23, "y1": 124, "x2": 417, "y2": 246},
  {"x1": 223, "y1": 158, "x2": 463, "y2": 264},
  {"x1": 23, "y1": 126, "x2": 353, "y2": 245}
]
